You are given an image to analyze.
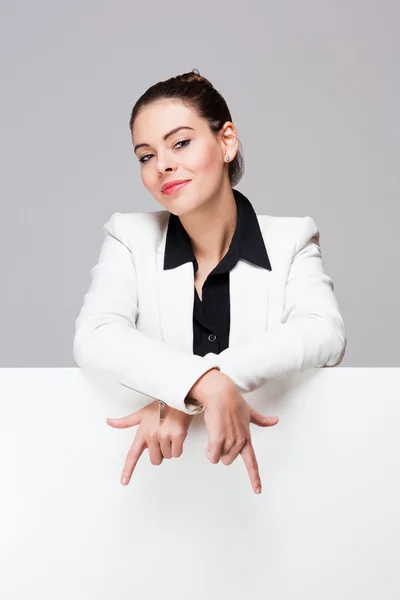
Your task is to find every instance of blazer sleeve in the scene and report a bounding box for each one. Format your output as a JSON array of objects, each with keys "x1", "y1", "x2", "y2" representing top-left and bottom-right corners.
[
  {"x1": 204, "y1": 216, "x2": 347, "y2": 394},
  {"x1": 72, "y1": 212, "x2": 221, "y2": 415}
]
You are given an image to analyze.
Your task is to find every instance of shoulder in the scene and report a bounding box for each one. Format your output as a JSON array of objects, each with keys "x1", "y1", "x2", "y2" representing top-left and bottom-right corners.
[
  {"x1": 103, "y1": 210, "x2": 169, "y2": 247},
  {"x1": 257, "y1": 214, "x2": 320, "y2": 254}
]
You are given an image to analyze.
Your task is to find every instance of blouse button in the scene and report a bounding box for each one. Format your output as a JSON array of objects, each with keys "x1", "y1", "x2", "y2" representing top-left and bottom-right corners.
[{"x1": 208, "y1": 334, "x2": 217, "y2": 342}]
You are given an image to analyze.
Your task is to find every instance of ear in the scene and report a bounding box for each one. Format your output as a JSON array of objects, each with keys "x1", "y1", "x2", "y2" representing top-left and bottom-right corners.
[{"x1": 218, "y1": 121, "x2": 239, "y2": 161}]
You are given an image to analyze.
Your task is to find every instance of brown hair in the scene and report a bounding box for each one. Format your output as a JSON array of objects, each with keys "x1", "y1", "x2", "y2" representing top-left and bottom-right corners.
[{"x1": 128, "y1": 69, "x2": 244, "y2": 187}]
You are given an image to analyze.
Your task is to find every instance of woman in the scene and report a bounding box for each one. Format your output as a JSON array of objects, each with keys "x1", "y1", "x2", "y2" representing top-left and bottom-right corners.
[{"x1": 73, "y1": 69, "x2": 347, "y2": 496}]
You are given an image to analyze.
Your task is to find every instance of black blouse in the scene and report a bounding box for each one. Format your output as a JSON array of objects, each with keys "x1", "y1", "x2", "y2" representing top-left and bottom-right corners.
[{"x1": 163, "y1": 188, "x2": 272, "y2": 357}]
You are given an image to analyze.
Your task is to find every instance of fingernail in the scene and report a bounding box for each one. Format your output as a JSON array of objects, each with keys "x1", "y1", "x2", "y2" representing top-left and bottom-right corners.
[
  {"x1": 255, "y1": 486, "x2": 262, "y2": 494},
  {"x1": 121, "y1": 477, "x2": 127, "y2": 485}
]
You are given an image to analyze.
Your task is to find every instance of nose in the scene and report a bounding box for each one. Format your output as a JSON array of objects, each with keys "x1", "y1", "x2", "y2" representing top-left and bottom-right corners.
[
  {"x1": 158, "y1": 165, "x2": 176, "y2": 176},
  {"x1": 156, "y1": 154, "x2": 177, "y2": 174},
  {"x1": 159, "y1": 166, "x2": 174, "y2": 174}
]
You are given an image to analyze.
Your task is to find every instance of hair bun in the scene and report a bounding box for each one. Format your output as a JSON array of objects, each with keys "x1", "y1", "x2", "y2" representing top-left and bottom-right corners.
[{"x1": 179, "y1": 69, "x2": 213, "y2": 87}]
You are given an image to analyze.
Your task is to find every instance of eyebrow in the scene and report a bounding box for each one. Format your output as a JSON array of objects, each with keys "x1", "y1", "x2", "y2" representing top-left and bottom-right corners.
[{"x1": 133, "y1": 126, "x2": 195, "y2": 154}]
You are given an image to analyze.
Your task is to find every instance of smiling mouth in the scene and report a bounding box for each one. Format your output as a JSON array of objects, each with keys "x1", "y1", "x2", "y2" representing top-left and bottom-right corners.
[{"x1": 162, "y1": 181, "x2": 191, "y2": 194}]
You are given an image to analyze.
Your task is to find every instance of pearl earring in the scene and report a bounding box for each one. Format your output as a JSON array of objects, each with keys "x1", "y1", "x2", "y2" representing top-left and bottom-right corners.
[{"x1": 225, "y1": 155, "x2": 230, "y2": 162}]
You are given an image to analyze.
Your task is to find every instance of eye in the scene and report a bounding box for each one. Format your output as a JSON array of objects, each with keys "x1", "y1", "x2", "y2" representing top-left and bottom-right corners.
[
  {"x1": 138, "y1": 153, "x2": 153, "y2": 164},
  {"x1": 138, "y1": 139, "x2": 191, "y2": 164},
  {"x1": 175, "y1": 138, "x2": 191, "y2": 149}
]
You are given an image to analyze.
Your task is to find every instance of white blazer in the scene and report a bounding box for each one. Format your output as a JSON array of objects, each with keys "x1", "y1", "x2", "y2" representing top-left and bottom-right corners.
[{"x1": 73, "y1": 209, "x2": 347, "y2": 414}]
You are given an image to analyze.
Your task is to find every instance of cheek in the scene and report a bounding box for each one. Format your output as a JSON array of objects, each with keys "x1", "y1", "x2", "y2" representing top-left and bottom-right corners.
[
  {"x1": 192, "y1": 143, "x2": 221, "y2": 174},
  {"x1": 141, "y1": 169, "x2": 155, "y2": 190}
]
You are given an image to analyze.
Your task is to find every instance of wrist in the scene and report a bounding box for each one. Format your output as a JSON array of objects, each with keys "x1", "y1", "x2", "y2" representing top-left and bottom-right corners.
[{"x1": 187, "y1": 368, "x2": 230, "y2": 405}]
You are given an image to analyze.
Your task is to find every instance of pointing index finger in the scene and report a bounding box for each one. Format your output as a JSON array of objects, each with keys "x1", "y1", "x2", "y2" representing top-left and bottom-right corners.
[
  {"x1": 240, "y1": 440, "x2": 262, "y2": 494},
  {"x1": 121, "y1": 435, "x2": 146, "y2": 486}
]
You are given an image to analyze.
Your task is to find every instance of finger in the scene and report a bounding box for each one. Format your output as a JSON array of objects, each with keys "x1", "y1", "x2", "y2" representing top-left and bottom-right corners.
[
  {"x1": 220, "y1": 438, "x2": 246, "y2": 466},
  {"x1": 106, "y1": 413, "x2": 141, "y2": 428},
  {"x1": 240, "y1": 440, "x2": 262, "y2": 494},
  {"x1": 147, "y1": 436, "x2": 163, "y2": 466},
  {"x1": 221, "y1": 438, "x2": 236, "y2": 456},
  {"x1": 249, "y1": 411, "x2": 279, "y2": 427},
  {"x1": 171, "y1": 434, "x2": 185, "y2": 458},
  {"x1": 120, "y1": 434, "x2": 146, "y2": 486},
  {"x1": 206, "y1": 438, "x2": 225, "y2": 464},
  {"x1": 159, "y1": 435, "x2": 173, "y2": 459}
]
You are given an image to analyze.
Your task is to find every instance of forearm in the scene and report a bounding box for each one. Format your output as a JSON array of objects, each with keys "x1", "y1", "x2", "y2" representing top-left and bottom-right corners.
[
  {"x1": 185, "y1": 367, "x2": 232, "y2": 408},
  {"x1": 204, "y1": 315, "x2": 346, "y2": 395}
]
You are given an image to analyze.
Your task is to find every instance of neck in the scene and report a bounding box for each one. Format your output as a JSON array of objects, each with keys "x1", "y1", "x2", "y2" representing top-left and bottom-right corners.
[{"x1": 179, "y1": 183, "x2": 237, "y2": 264}]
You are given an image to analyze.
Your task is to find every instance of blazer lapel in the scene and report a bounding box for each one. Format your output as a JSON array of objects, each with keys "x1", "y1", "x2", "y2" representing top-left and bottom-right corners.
[
  {"x1": 156, "y1": 216, "x2": 272, "y2": 354},
  {"x1": 229, "y1": 257, "x2": 270, "y2": 347}
]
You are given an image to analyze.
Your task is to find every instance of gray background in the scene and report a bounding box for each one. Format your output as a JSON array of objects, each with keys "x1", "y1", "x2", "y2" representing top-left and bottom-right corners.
[{"x1": 1, "y1": 0, "x2": 398, "y2": 367}]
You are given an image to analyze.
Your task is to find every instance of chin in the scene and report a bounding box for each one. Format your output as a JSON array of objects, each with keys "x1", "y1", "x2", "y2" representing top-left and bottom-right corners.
[{"x1": 160, "y1": 194, "x2": 201, "y2": 216}]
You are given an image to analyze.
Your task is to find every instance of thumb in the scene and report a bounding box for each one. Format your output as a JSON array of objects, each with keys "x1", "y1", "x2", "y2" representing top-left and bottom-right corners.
[
  {"x1": 250, "y1": 410, "x2": 279, "y2": 427},
  {"x1": 106, "y1": 411, "x2": 142, "y2": 428}
]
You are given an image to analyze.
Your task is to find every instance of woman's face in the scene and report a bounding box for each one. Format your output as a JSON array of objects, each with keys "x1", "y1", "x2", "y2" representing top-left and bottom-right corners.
[{"x1": 131, "y1": 100, "x2": 236, "y2": 216}]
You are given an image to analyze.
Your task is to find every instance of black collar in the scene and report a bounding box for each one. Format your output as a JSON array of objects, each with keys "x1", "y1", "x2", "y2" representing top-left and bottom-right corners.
[{"x1": 163, "y1": 188, "x2": 272, "y2": 273}]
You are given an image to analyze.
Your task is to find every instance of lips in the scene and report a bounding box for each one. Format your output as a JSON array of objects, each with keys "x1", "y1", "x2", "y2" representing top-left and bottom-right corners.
[{"x1": 161, "y1": 179, "x2": 191, "y2": 193}]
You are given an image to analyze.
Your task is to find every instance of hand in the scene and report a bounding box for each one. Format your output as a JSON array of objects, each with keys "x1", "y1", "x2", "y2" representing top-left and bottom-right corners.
[
  {"x1": 201, "y1": 374, "x2": 279, "y2": 495},
  {"x1": 106, "y1": 400, "x2": 194, "y2": 486}
]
